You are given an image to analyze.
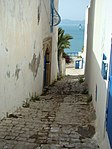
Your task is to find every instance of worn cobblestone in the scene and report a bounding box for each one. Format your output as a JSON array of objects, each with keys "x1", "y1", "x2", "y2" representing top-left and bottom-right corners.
[{"x1": 0, "y1": 75, "x2": 99, "y2": 149}]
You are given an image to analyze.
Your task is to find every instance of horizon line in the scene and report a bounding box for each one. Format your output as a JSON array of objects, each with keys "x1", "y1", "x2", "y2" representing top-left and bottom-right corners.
[{"x1": 61, "y1": 19, "x2": 85, "y2": 21}]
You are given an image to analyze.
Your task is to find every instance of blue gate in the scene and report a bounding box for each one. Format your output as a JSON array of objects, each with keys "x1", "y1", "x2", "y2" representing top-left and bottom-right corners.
[{"x1": 106, "y1": 40, "x2": 112, "y2": 148}]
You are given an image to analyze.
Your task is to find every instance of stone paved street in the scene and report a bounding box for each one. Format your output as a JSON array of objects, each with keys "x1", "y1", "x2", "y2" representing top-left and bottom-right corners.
[{"x1": 0, "y1": 75, "x2": 99, "y2": 149}]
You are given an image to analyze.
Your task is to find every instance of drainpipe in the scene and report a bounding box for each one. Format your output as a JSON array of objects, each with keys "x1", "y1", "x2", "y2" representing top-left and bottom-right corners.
[{"x1": 50, "y1": 0, "x2": 54, "y2": 32}]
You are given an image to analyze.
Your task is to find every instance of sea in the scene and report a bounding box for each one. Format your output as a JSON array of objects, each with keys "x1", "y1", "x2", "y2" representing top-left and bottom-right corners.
[{"x1": 59, "y1": 20, "x2": 85, "y2": 55}]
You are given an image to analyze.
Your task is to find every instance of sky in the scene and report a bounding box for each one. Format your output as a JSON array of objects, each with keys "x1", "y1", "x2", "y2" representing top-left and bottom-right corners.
[{"x1": 59, "y1": 0, "x2": 90, "y2": 20}]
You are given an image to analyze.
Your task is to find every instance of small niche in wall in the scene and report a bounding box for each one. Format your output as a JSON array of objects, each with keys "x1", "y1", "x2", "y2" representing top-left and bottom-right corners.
[
  {"x1": 37, "y1": 2, "x2": 41, "y2": 25},
  {"x1": 38, "y1": 6, "x2": 40, "y2": 24}
]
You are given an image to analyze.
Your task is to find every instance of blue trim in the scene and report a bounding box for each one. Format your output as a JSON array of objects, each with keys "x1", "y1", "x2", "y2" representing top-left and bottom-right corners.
[
  {"x1": 50, "y1": 0, "x2": 61, "y2": 32},
  {"x1": 50, "y1": 0, "x2": 54, "y2": 32},
  {"x1": 53, "y1": 7, "x2": 61, "y2": 26},
  {"x1": 103, "y1": 53, "x2": 107, "y2": 60},
  {"x1": 44, "y1": 55, "x2": 47, "y2": 87},
  {"x1": 101, "y1": 53, "x2": 108, "y2": 80},
  {"x1": 106, "y1": 37, "x2": 112, "y2": 148}
]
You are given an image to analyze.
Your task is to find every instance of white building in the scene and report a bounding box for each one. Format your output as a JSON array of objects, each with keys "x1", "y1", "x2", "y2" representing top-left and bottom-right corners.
[
  {"x1": 0, "y1": 0, "x2": 60, "y2": 119},
  {"x1": 85, "y1": 0, "x2": 112, "y2": 148}
]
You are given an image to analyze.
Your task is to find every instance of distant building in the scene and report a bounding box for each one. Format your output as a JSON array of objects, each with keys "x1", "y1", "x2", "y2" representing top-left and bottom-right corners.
[
  {"x1": 0, "y1": 0, "x2": 60, "y2": 119},
  {"x1": 85, "y1": 0, "x2": 112, "y2": 148}
]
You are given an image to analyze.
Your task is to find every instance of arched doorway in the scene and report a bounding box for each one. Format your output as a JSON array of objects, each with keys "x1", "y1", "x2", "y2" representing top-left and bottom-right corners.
[{"x1": 43, "y1": 37, "x2": 52, "y2": 88}]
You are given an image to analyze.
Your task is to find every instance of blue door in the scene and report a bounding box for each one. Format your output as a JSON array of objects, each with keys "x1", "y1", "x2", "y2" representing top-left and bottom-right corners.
[
  {"x1": 106, "y1": 41, "x2": 112, "y2": 148},
  {"x1": 44, "y1": 54, "x2": 47, "y2": 87}
]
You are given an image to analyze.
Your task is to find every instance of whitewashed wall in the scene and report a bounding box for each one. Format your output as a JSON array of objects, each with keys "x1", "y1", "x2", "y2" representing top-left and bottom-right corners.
[
  {"x1": 51, "y1": 0, "x2": 58, "y2": 83},
  {"x1": 83, "y1": 7, "x2": 89, "y2": 73},
  {"x1": 61, "y1": 58, "x2": 66, "y2": 76},
  {"x1": 0, "y1": 0, "x2": 58, "y2": 119},
  {"x1": 85, "y1": 0, "x2": 112, "y2": 148}
]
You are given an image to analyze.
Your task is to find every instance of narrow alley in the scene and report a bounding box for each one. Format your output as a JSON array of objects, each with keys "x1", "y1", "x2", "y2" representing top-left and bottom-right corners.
[{"x1": 0, "y1": 75, "x2": 99, "y2": 149}]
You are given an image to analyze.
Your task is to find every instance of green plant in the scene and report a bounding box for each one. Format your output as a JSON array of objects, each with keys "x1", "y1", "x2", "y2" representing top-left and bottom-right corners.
[
  {"x1": 58, "y1": 27, "x2": 73, "y2": 75},
  {"x1": 22, "y1": 99, "x2": 30, "y2": 108},
  {"x1": 87, "y1": 95, "x2": 92, "y2": 103},
  {"x1": 30, "y1": 93, "x2": 40, "y2": 102},
  {"x1": 78, "y1": 77, "x2": 84, "y2": 84},
  {"x1": 58, "y1": 28, "x2": 73, "y2": 54},
  {"x1": 77, "y1": 55, "x2": 82, "y2": 58},
  {"x1": 82, "y1": 88, "x2": 88, "y2": 94}
]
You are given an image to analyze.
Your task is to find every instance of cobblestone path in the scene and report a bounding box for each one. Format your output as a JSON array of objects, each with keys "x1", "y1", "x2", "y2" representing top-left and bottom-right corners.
[{"x1": 0, "y1": 76, "x2": 99, "y2": 149}]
